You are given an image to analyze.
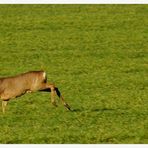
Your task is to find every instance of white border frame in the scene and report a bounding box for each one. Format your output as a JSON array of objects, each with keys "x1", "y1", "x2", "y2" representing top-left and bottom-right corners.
[
  {"x1": 0, "y1": 144, "x2": 148, "y2": 148},
  {"x1": 0, "y1": 0, "x2": 148, "y2": 4}
]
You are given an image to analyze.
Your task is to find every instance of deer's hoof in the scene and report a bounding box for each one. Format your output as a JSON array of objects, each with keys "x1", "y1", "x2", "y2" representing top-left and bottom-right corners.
[
  {"x1": 64, "y1": 103, "x2": 71, "y2": 111},
  {"x1": 52, "y1": 102, "x2": 58, "y2": 107}
]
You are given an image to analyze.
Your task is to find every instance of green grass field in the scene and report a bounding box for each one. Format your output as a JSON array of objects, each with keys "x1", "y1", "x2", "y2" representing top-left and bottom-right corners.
[{"x1": 0, "y1": 4, "x2": 148, "y2": 144}]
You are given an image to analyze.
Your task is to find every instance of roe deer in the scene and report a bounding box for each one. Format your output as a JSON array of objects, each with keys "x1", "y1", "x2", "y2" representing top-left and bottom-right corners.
[{"x1": 0, "y1": 71, "x2": 71, "y2": 113}]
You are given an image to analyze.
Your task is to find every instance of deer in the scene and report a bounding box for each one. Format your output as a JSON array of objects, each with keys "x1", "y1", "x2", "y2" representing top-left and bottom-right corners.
[{"x1": 0, "y1": 70, "x2": 71, "y2": 113}]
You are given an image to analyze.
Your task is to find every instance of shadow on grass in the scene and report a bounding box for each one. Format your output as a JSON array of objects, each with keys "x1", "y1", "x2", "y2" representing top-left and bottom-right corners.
[
  {"x1": 91, "y1": 108, "x2": 115, "y2": 112},
  {"x1": 71, "y1": 108, "x2": 116, "y2": 113},
  {"x1": 71, "y1": 108, "x2": 83, "y2": 112}
]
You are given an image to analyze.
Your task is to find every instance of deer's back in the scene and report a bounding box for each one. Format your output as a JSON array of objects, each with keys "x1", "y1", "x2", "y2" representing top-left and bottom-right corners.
[{"x1": 0, "y1": 71, "x2": 46, "y2": 100}]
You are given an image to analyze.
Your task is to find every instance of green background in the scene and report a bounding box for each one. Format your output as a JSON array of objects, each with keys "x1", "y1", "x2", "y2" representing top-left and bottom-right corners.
[{"x1": 0, "y1": 5, "x2": 148, "y2": 143}]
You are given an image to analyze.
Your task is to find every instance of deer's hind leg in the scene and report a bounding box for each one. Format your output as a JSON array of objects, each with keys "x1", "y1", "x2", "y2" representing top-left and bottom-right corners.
[
  {"x1": 2, "y1": 100, "x2": 8, "y2": 113},
  {"x1": 1, "y1": 92, "x2": 10, "y2": 113}
]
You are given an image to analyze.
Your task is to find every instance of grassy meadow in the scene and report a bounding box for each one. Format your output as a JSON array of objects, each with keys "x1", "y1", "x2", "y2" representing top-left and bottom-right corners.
[{"x1": 0, "y1": 5, "x2": 148, "y2": 143}]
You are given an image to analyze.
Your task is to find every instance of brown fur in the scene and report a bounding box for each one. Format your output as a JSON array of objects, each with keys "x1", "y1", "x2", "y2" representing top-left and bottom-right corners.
[{"x1": 0, "y1": 71, "x2": 71, "y2": 113}]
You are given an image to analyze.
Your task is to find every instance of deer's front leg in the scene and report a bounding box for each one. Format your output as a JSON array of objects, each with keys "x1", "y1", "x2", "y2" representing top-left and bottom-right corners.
[
  {"x1": 39, "y1": 83, "x2": 58, "y2": 107},
  {"x1": 39, "y1": 83, "x2": 71, "y2": 110},
  {"x1": 50, "y1": 86, "x2": 58, "y2": 107}
]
